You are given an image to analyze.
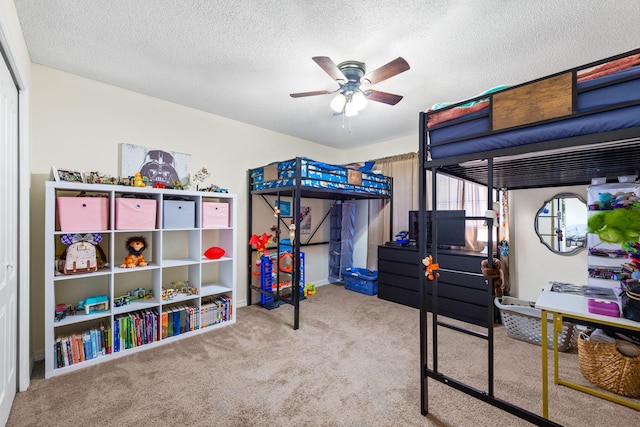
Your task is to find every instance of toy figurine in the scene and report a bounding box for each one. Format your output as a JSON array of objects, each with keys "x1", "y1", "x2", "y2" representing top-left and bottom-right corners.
[
  {"x1": 133, "y1": 172, "x2": 145, "y2": 187},
  {"x1": 422, "y1": 255, "x2": 440, "y2": 281},
  {"x1": 120, "y1": 236, "x2": 148, "y2": 268},
  {"x1": 249, "y1": 233, "x2": 273, "y2": 262}
]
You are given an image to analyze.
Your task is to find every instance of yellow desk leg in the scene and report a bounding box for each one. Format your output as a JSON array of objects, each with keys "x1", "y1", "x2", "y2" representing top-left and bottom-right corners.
[
  {"x1": 553, "y1": 315, "x2": 563, "y2": 385},
  {"x1": 541, "y1": 309, "x2": 549, "y2": 419}
]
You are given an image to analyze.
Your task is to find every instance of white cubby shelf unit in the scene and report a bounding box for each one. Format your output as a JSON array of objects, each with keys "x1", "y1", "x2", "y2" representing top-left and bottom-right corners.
[{"x1": 44, "y1": 181, "x2": 237, "y2": 378}]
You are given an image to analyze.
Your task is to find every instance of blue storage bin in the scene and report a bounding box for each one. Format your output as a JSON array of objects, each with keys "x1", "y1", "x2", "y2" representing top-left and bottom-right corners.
[{"x1": 342, "y1": 267, "x2": 378, "y2": 296}]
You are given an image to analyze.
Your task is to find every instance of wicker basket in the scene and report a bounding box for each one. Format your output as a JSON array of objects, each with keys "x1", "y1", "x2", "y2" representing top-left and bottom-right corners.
[
  {"x1": 577, "y1": 332, "x2": 640, "y2": 397},
  {"x1": 494, "y1": 296, "x2": 576, "y2": 352}
]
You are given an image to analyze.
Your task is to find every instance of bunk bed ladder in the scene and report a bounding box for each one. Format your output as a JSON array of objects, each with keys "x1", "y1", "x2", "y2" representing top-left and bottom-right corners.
[{"x1": 418, "y1": 139, "x2": 561, "y2": 426}]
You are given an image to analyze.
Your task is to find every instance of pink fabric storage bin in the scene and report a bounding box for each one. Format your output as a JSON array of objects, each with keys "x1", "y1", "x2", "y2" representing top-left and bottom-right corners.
[
  {"x1": 115, "y1": 198, "x2": 157, "y2": 230},
  {"x1": 202, "y1": 202, "x2": 229, "y2": 228},
  {"x1": 57, "y1": 197, "x2": 109, "y2": 231}
]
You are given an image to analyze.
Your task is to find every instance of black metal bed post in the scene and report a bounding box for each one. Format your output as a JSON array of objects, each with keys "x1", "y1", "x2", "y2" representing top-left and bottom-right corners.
[
  {"x1": 389, "y1": 176, "x2": 394, "y2": 242},
  {"x1": 430, "y1": 167, "x2": 439, "y2": 372},
  {"x1": 418, "y1": 112, "x2": 429, "y2": 415},
  {"x1": 486, "y1": 158, "x2": 495, "y2": 397},
  {"x1": 247, "y1": 169, "x2": 254, "y2": 306},
  {"x1": 293, "y1": 157, "x2": 302, "y2": 330}
]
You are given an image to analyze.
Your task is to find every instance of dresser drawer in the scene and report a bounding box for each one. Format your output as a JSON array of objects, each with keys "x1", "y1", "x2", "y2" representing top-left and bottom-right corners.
[
  {"x1": 439, "y1": 253, "x2": 484, "y2": 272},
  {"x1": 378, "y1": 271, "x2": 419, "y2": 291},
  {"x1": 378, "y1": 259, "x2": 421, "y2": 278},
  {"x1": 378, "y1": 246, "x2": 421, "y2": 264},
  {"x1": 378, "y1": 284, "x2": 420, "y2": 309},
  {"x1": 438, "y1": 269, "x2": 487, "y2": 290}
]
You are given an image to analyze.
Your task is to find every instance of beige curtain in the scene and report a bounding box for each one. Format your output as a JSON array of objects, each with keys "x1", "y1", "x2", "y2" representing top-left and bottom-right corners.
[
  {"x1": 364, "y1": 153, "x2": 510, "y2": 270},
  {"x1": 366, "y1": 152, "x2": 419, "y2": 270}
]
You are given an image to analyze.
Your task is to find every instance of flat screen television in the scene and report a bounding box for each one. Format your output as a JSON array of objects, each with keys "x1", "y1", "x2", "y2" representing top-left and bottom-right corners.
[{"x1": 409, "y1": 210, "x2": 466, "y2": 248}]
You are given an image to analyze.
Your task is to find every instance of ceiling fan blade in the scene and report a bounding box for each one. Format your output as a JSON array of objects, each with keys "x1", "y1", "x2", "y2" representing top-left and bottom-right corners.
[
  {"x1": 312, "y1": 56, "x2": 348, "y2": 83},
  {"x1": 361, "y1": 57, "x2": 410, "y2": 86},
  {"x1": 290, "y1": 90, "x2": 332, "y2": 98},
  {"x1": 365, "y1": 89, "x2": 404, "y2": 105}
]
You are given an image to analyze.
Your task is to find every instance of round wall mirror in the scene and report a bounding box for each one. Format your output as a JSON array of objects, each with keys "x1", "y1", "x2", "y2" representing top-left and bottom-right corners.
[{"x1": 534, "y1": 193, "x2": 587, "y2": 255}]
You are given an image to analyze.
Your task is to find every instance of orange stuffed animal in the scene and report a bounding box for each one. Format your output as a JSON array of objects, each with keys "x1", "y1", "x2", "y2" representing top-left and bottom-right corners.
[
  {"x1": 422, "y1": 255, "x2": 440, "y2": 280},
  {"x1": 120, "y1": 236, "x2": 148, "y2": 268}
]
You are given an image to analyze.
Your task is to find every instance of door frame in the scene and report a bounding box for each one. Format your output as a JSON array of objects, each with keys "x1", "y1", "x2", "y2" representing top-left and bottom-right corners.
[{"x1": 0, "y1": 8, "x2": 31, "y2": 392}]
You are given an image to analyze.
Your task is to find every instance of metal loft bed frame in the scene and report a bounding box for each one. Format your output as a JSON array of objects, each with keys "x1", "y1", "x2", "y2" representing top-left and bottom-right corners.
[
  {"x1": 418, "y1": 47, "x2": 640, "y2": 426},
  {"x1": 247, "y1": 157, "x2": 393, "y2": 330}
]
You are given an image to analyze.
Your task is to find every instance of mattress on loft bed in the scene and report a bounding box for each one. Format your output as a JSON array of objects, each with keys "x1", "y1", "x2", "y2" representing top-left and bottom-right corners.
[
  {"x1": 427, "y1": 60, "x2": 640, "y2": 160},
  {"x1": 250, "y1": 157, "x2": 391, "y2": 196}
]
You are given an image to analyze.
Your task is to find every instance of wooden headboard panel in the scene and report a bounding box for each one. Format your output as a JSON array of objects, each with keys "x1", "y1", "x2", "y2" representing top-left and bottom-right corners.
[{"x1": 492, "y1": 72, "x2": 573, "y2": 131}]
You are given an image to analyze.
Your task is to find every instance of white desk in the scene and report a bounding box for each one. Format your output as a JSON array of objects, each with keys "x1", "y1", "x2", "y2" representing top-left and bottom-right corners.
[{"x1": 535, "y1": 290, "x2": 640, "y2": 418}]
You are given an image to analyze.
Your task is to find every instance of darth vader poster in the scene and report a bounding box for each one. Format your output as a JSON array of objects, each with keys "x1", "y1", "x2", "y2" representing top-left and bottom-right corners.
[{"x1": 121, "y1": 143, "x2": 190, "y2": 188}]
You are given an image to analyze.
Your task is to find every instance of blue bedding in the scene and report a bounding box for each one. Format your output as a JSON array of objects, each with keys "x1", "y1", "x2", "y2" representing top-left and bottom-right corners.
[
  {"x1": 428, "y1": 64, "x2": 640, "y2": 159},
  {"x1": 250, "y1": 157, "x2": 391, "y2": 197}
]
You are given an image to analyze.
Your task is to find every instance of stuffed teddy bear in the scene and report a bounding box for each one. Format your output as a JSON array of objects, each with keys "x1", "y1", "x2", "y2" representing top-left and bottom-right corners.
[
  {"x1": 422, "y1": 255, "x2": 440, "y2": 281},
  {"x1": 481, "y1": 258, "x2": 504, "y2": 297},
  {"x1": 120, "y1": 236, "x2": 148, "y2": 268}
]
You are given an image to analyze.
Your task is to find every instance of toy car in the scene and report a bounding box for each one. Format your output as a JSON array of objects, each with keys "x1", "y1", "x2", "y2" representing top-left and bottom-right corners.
[
  {"x1": 395, "y1": 231, "x2": 410, "y2": 246},
  {"x1": 54, "y1": 304, "x2": 68, "y2": 322}
]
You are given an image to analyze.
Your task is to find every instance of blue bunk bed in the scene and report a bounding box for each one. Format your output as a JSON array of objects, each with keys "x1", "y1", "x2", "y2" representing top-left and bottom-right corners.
[{"x1": 247, "y1": 157, "x2": 392, "y2": 329}]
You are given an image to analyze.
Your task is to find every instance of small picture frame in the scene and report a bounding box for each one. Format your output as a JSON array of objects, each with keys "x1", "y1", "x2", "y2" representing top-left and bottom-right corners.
[{"x1": 51, "y1": 167, "x2": 85, "y2": 183}]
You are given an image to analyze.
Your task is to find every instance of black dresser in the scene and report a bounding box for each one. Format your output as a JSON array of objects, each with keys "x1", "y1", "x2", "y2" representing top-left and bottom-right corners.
[{"x1": 378, "y1": 244, "x2": 493, "y2": 327}]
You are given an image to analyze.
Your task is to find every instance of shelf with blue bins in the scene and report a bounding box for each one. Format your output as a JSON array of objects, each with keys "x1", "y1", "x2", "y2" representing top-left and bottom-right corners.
[{"x1": 342, "y1": 267, "x2": 378, "y2": 296}]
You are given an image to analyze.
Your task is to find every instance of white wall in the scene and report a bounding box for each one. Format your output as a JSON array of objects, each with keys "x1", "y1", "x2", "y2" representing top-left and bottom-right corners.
[
  {"x1": 510, "y1": 185, "x2": 589, "y2": 301},
  {"x1": 30, "y1": 65, "x2": 407, "y2": 356}
]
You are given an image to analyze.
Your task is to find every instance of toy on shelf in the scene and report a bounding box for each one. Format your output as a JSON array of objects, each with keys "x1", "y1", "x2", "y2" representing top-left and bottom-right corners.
[
  {"x1": 113, "y1": 295, "x2": 131, "y2": 307},
  {"x1": 395, "y1": 231, "x2": 410, "y2": 246},
  {"x1": 162, "y1": 281, "x2": 197, "y2": 300},
  {"x1": 54, "y1": 303, "x2": 76, "y2": 321},
  {"x1": 114, "y1": 287, "x2": 154, "y2": 307},
  {"x1": 77, "y1": 295, "x2": 109, "y2": 315},
  {"x1": 133, "y1": 172, "x2": 146, "y2": 187},
  {"x1": 192, "y1": 167, "x2": 211, "y2": 190},
  {"x1": 86, "y1": 171, "x2": 125, "y2": 185},
  {"x1": 204, "y1": 246, "x2": 225, "y2": 260},
  {"x1": 58, "y1": 233, "x2": 105, "y2": 274},
  {"x1": 200, "y1": 184, "x2": 228, "y2": 193},
  {"x1": 120, "y1": 236, "x2": 148, "y2": 268}
]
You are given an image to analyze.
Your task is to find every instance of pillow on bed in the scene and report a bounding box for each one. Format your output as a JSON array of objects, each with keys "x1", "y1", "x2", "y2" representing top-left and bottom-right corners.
[
  {"x1": 429, "y1": 84, "x2": 511, "y2": 111},
  {"x1": 577, "y1": 53, "x2": 640, "y2": 82},
  {"x1": 426, "y1": 85, "x2": 510, "y2": 127}
]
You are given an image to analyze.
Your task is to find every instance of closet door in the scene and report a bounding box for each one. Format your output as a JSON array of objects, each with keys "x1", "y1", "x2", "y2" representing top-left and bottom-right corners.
[{"x1": 0, "y1": 51, "x2": 18, "y2": 426}]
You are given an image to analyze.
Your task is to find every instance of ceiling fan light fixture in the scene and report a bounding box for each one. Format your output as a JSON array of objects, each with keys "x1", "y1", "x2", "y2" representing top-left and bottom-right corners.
[
  {"x1": 330, "y1": 93, "x2": 347, "y2": 113},
  {"x1": 351, "y1": 90, "x2": 367, "y2": 111},
  {"x1": 344, "y1": 101, "x2": 359, "y2": 117}
]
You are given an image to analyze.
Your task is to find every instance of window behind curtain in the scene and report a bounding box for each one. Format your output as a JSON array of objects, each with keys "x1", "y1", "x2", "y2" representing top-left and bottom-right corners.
[{"x1": 365, "y1": 153, "x2": 492, "y2": 268}]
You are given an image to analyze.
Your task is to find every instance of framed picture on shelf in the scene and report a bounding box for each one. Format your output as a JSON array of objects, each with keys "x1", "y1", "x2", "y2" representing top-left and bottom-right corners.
[
  {"x1": 51, "y1": 167, "x2": 85, "y2": 183},
  {"x1": 120, "y1": 143, "x2": 190, "y2": 189}
]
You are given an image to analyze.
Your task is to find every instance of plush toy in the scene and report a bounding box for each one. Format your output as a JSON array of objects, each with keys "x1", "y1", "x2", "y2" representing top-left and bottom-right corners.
[
  {"x1": 422, "y1": 255, "x2": 440, "y2": 281},
  {"x1": 133, "y1": 172, "x2": 145, "y2": 187},
  {"x1": 481, "y1": 258, "x2": 504, "y2": 297},
  {"x1": 248, "y1": 232, "x2": 273, "y2": 262},
  {"x1": 120, "y1": 236, "x2": 148, "y2": 268}
]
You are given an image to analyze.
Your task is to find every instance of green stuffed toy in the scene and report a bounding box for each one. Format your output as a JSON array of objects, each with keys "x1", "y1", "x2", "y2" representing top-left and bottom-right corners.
[{"x1": 588, "y1": 209, "x2": 640, "y2": 244}]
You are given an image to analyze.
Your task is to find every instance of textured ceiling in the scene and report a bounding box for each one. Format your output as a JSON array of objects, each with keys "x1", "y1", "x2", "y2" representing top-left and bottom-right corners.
[{"x1": 13, "y1": 0, "x2": 640, "y2": 149}]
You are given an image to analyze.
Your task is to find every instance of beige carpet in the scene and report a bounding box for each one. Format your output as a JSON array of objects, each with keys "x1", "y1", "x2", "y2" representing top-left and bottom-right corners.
[{"x1": 8, "y1": 284, "x2": 640, "y2": 427}]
